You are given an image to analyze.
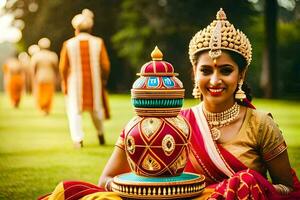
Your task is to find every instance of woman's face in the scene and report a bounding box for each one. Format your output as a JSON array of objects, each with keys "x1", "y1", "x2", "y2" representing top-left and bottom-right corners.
[{"x1": 195, "y1": 51, "x2": 242, "y2": 110}]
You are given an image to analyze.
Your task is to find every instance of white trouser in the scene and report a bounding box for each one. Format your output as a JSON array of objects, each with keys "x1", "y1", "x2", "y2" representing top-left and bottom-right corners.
[
  {"x1": 67, "y1": 110, "x2": 104, "y2": 143},
  {"x1": 67, "y1": 111, "x2": 84, "y2": 142}
]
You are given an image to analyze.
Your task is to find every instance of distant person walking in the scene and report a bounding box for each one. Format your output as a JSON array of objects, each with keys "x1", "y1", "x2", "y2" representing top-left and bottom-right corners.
[
  {"x1": 30, "y1": 38, "x2": 58, "y2": 115},
  {"x1": 28, "y1": 44, "x2": 40, "y2": 93},
  {"x1": 2, "y1": 56, "x2": 24, "y2": 108},
  {"x1": 18, "y1": 52, "x2": 32, "y2": 94},
  {"x1": 59, "y1": 9, "x2": 111, "y2": 148},
  {"x1": 28, "y1": 44, "x2": 40, "y2": 57}
]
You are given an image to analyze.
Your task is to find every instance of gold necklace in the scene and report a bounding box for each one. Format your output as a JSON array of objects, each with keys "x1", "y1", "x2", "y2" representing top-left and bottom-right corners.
[{"x1": 203, "y1": 102, "x2": 240, "y2": 140}]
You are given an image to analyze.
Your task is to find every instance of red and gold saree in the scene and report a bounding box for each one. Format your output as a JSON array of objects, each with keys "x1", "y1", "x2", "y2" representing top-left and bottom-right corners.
[{"x1": 181, "y1": 103, "x2": 300, "y2": 200}]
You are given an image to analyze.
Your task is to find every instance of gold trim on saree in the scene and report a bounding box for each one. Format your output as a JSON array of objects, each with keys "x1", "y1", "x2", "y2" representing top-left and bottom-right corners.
[
  {"x1": 191, "y1": 104, "x2": 235, "y2": 177},
  {"x1": 263, "y1": 141, "x2": 287, "y2": 161},
  {"x1": 188, "y1": 147, "x2": 220, "y2": 183}
]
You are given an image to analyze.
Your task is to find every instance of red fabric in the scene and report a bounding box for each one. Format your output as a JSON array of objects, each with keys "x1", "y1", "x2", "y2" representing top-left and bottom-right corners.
[
  {"x1": 37, "y1": 193, "x2": 51, "y2": 200},
  {"x1": 37, "y1": 181, "x2": 105, "y2": 200},
  {"x1": 80, "y1": 40, "x2": 94, "y2": 111},
  {"x1": 217, "y1": 144, "x2": 247, "y2": 173},
  {"x1": 63, "y1": 181, "x2": 105, "y2": 200},
  {"x1": 140, "y1": 60, "x2": 174, "y2": 75},
  {"x1": 209, "y1": 169, "x2": 275, "y2": 200},
  {"x1": 243, "y1": 98, "x2": 256, "y2": 109},
  {"x1": 181, "y1": 109, "x2": 229, "y2": 183},
  {"x1": 180, "y1": 107, "x2": 300, "y2": 200},
  {"x1": 124, "y1": 117, "x2": 189, "y2": 176}
]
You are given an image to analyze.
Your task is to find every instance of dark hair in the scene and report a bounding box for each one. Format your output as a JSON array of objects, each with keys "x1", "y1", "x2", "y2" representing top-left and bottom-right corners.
[{"x1": 225, "y1": 50, "x2": 253, "y2": 104}]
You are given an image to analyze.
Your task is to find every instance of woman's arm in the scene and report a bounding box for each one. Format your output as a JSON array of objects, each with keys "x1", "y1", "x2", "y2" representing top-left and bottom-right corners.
[
  {"x1": 98, "y1": 146, "x2": 130, "y2": 191},
  {"x1": 266, "y1": 150, "x2": 294, "y2": 194}
]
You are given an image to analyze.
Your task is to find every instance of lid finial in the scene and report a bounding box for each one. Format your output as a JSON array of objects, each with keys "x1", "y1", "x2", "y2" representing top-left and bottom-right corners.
[{"x1": 151, "y1": 46, "x2": 163, "y2": 61}]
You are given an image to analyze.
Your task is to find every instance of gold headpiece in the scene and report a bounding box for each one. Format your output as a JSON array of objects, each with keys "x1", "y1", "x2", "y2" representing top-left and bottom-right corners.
[{"x1": 189, "y1": 8, "x2": 252, "y2": 67}]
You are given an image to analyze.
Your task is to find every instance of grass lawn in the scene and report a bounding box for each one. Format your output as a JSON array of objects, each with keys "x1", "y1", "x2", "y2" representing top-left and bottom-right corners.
[{"x1": 0, "y1": 93, "x2": 299, "y2": 199}]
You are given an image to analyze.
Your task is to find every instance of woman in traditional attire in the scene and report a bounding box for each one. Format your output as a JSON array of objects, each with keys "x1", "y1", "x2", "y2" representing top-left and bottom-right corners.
[
  {"x1": 99, "y1": 8, "x2": 300, "y2": 199},
  {"x1": 39, "y1": 8, "x2": 300, "y2": 200},
  {"x1": 30, "y1": 38, "x2": 58, "y2": 115},
  {"x1": 2, "y1": 56, "x2": 24, "y2": 108},
  {"x1": 59, "y1": 9, "x2": 110, "y2": 147},
  {"x1": 179, "y1": 8, "x2": 300, "y2": 199}
]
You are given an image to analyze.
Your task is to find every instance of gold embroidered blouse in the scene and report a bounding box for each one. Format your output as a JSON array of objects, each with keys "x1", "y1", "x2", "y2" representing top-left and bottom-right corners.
[{"x1": 220, "y1": 108, "x2": 287, "y2": 177}]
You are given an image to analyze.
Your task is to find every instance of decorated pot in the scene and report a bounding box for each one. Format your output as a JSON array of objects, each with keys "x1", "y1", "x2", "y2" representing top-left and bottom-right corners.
[{"x1": 124, "y1": 47, "x2": 191, "y2": 177}]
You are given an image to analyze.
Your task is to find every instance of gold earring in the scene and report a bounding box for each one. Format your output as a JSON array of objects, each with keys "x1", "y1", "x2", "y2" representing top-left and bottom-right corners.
[
  {"x1": 192, "y1": 81, "x2": 201, "y2": 99},
  {"x1": 235, "y1": 80, "x2": 246, "y2": 101}
]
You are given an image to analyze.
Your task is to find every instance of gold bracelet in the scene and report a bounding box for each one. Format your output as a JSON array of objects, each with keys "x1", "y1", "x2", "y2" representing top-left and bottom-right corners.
[
  {"x1": 274, "y1": 184, "x2": 293, "y2": 195},
  {"x1": 104, "y1": 178, "x2": 113, "y2": 191}
]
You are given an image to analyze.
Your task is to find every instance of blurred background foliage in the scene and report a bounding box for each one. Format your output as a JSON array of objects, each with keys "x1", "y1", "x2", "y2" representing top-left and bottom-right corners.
[{"x1": 1, "y1": 0, "x2": 300, "y2": 99}]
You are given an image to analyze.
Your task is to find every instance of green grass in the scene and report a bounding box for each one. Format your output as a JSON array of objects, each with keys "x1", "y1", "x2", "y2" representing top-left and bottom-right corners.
[{"x1": 0, "y1": 93, "x2": 299, "y2": 199}]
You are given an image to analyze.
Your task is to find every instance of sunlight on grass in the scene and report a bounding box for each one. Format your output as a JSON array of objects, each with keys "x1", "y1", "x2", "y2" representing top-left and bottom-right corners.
[{"x1": 0, "y1": 93, "x2": 299, "y2": 199}]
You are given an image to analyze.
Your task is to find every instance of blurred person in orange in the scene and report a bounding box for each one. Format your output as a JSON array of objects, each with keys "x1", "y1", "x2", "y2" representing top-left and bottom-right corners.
[
  {"x1": 59, "y1": 9, "x2": 111, "y2": 148},
  {"x1": 28, "y1": 44, "x2": 40, "y2": 57},
  {"x1": 30, "y1": 38, "x2": 58, "y2": 115},
  {"x1": 18, "y1": 52, "x2": 32, "y2": 94},
  {"x1": 2, "y1": 56, "x2": 25, "y2": 108}
]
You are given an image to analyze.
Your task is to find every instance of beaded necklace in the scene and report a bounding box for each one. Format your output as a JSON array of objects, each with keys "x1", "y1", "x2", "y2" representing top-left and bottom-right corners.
[{"x1": 203, "y1": 102, "x2": 240, "y2": 140}]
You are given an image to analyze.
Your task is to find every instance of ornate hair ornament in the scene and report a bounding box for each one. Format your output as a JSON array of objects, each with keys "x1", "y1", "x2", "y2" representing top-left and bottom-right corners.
[{"x1": 189, "y1": 8, "x2": 252, "y2": 67}]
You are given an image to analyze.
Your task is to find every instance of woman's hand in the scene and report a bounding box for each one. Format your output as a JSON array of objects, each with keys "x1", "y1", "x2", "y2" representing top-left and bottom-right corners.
[
  {"x1": 104, "y1": 177, "x2": 113, "y2": 191},
  {"x1": 273, "y1": 184, "x2": 294, "y2": 195},
  {"x1": 267, "y1": 150, "x2": 294, "y2": 192},
  {"x1": 98, "y1": 146, "x2": 130, "y2": 190}
]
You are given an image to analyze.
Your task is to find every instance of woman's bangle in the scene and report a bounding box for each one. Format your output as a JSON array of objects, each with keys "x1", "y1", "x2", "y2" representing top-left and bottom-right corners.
[
  {"x1": 104, "y1": 178, "x2": 113, "y2": 191},
  {"x1": 274, "y1": 184, "x2": 293, "y2": 195}
]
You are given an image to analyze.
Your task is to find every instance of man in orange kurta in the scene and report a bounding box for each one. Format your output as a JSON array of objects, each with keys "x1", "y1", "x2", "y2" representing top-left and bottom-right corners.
[
  {"x1": 2, "y1": 57, "x2": 24, "y2": 108},
  {"x1": 31, "y1": 38, "x2": 58, "y2": 115},
  {"x1": 59, "y1": 9, "x2": 110, "y2": 148}
]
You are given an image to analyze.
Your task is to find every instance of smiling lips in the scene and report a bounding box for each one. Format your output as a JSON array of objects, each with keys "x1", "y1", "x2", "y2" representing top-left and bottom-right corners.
[{"x1": 208, "y1": 87, "x2": 224, "y2": 96}]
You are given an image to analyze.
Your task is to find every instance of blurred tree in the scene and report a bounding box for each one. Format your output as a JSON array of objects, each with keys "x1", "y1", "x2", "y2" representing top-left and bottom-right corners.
[
  {"x1": 260, "y1": 0, "x2": 278, "y2": 98},
  {"x1": 10, "y1": 0, "x2": 299, "y2": 99},
  {"x1": 277, "y1": 0, "x2": 300, "y2": 98},
  {"x1": 277, "y1": 20, "x2": 300, "y2": 98},
  {"x1": 250, "y1": 0, "x2": 300, "y2": 99},
  {"x1": 7, "y1": 0, "x2": 124, "y2": 91},
  {"x1": 4, "y1": 0, "x2": 300, "y2": 98},
  {"x1": 112, "y1": 0, "x2": 256, "y2": 97},
  {"x1": 6, "y1": 0, "x2": 256, "y2": 95}
]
